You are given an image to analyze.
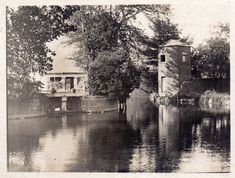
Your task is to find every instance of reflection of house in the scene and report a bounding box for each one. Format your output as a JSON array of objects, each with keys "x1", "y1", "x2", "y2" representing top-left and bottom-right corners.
[
  {"x1": 158, "y1": 39, "x2": 191, "y2": 96},
  {"x1": 40, "y1": 58, "x2": 88, "y2": 95}
]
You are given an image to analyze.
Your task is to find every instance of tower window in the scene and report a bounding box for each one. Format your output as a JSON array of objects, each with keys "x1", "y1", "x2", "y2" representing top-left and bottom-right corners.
[
  {"x1": 160, "y1": 55, "x2": 166, "y2": 62},
  {"x1": 182, "y1": 53, "x2": 187, "y2": 62},
  {"x1": 161, "y1": 76, "x2": 165, "y2": 93}
]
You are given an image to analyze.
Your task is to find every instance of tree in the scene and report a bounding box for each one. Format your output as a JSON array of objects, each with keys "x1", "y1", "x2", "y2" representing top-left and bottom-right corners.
[
  {"x1": 137, "y1": 16, "x2": 182, "y2": 92},
  {"x1": 66, "y1": 5, "x2": 173, "y2": 64},
  {"x1": 65, "y1": 5, "x2": 174, "y2": 96},
  {"x1": 88, "y1": 48, "x2": 140, "y2": 100},
  {"x1": 7, "y1": 6, "x2": 79, "y2": 101},
  {"x1": 191, "y1": 23, "x2": 230, "y2": 79},
  {"x1": 140, "y1": 17, "x2": 180, "y2": 59}
]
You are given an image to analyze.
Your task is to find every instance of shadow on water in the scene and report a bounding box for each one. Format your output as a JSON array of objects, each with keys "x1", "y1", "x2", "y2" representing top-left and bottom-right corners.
[{"x1": 7, "y1": 89, "x2": 230, "y2": 172}]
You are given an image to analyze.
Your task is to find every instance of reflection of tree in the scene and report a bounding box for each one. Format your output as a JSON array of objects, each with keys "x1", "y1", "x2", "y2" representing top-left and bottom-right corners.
[
  {"x1": 156, "y1": 106, "x2": 230, "y2": 172},
  {"x1": 127, "y1": 94, "x2": 159, "y2": 172},
  {"x1": 65, "y1": 111, "x2": 140, "y2": 172},
  {"x1": 200, "y1": 116, "x2": 230, "y2": 161},
  {"x1": 155, "y1": 106, "x2": 201, "y2": 172},
  {"x1": 8, "y1": 115, "x2": 63, "y2": 171},
  {"x1": 126, "y1": 92, "x2": 158, "y2": 130},
  {"x1": 178, "y1": 107, "x2": 202, "y2": 152}
]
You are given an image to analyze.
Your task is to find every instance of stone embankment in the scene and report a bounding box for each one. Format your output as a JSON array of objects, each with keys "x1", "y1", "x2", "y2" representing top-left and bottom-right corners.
[{"x1": 8, "y1": 95, "x2": 119, "y2": 120}]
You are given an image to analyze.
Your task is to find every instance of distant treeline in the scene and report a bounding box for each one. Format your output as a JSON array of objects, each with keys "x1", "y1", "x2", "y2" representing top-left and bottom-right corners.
[
  {"x1": 179, "y1": 78, "x2": 230, "y2": 97},
  {"x1": 193, "y1": 78, "x2": 230, "y2": 93}
]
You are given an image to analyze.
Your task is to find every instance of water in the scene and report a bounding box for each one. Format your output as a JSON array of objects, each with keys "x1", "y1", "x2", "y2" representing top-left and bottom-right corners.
[{"x1": 8, "y1": 90, "x2": 230, "y2": 172}]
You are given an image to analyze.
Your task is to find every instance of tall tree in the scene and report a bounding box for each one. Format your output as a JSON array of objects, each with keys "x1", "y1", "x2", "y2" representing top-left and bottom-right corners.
[
  {"x1": 88, "y1": 47, "x2": 140, "y2": 99},
  {"x1": 140, "y1": 17, "x2": 180, "y2": 59},
  {"x1": 66, "y1": 5, "x2": 172, "y2": 68},
  {"x1": 137, "y1": 15, "x2": 182, "y2": 92},
  {"x1": 7, "y1": 6, "x2": 79, "y2": 100},
  {"x1": 65, "y1": 5, "x2": 174, "y2": 96},
  {"x1": 191, "y1": 23, "x2": 230, "y2": 79}
]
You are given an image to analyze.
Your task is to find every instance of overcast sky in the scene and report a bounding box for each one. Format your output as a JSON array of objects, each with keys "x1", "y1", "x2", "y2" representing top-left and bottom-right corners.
[
  {"x1": 136, "y1": 2, "x2": 230, "y2": 47},
  {"x1": 171, "y1": 2, "x2": 230, "y2": 46}
]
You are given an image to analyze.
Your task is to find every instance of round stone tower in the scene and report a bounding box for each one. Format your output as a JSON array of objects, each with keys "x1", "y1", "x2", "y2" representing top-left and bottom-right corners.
[{"x1": 158, "y1": 39, "x2": 191, "y2": 96}]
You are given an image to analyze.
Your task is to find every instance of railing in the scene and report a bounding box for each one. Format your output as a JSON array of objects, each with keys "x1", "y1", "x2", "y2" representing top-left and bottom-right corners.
[{"x1": 40, "y1": 89, "x2": 89, "y2": 97}]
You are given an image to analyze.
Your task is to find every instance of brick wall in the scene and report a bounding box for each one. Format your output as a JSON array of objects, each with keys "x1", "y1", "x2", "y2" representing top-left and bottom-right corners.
[
  {"x1": 80, "y1": 96, "x2": 118, "y2": 112},
  {"x1": 8, "y1": 97, "x2": 49, "y2": 119},
  {"x1": 8, "y1": 95, "x2": 119, "y2": 119}
]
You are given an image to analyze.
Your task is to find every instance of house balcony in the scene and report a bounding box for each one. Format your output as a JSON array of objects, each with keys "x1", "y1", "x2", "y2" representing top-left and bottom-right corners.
[{"x1": 40, "y1": 89, "x2": 89, "y2": 98}]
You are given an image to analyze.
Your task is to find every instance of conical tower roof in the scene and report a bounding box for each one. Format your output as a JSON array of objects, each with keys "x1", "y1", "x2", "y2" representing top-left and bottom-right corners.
[{"x1": 162, "y1": 39, "x2": 190, "y2": 47}]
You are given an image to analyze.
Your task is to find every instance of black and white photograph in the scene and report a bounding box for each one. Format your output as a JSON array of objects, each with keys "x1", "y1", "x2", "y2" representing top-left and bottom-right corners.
[{"x1": 3, "y1": 0, "x2": 231, "y2": 174}]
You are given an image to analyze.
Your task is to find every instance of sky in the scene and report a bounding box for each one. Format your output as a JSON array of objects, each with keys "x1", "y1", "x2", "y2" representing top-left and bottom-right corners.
[
  {"x1": 136, "y1": 2, "x2": 230, "y2": 47},
  {"x1": 171, "y1": 2, "x2": 230, "y2": 47}
]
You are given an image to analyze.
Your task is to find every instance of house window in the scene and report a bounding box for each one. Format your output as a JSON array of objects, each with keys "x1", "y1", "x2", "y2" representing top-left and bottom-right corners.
[
  {"x1": 160, "y1": 55, "x2": 166, "y2": 62},
  {"x1": 50, "y1": 77, "x2": 55, "y2": 82},
  {"x1": 55, "y1": 77, "x2": 62, "y2": 82},
  {"x1": 182, "y1": 53, "x2": 187, "y2": 62},
  {"x1": 77, "y1": 77, "x2": 81, "y2": 85}
]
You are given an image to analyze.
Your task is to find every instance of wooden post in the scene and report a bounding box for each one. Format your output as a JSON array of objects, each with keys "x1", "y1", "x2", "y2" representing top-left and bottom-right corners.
[
  {"x1": 61, "y1": 96, "x2": 67, "y2": 111},
  {"x1": 62, "y1": 114, "x2": 67, "y2": 128},
  {"x1": 62, "y1": 77, "x2": 66, "y2": 91}
]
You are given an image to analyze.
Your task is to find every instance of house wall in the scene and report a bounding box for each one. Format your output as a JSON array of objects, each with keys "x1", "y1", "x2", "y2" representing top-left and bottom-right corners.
[{"x1": 158, "y1": 46, "x2": 191, "y2": 96}]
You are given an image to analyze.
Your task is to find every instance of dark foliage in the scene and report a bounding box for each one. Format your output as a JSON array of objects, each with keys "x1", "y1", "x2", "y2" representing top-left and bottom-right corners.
[
  {"x1": 191, "y1": 23, "x2": 230, "y2": 79},
  {"x1": 88, "y1": 48, "x2": 141, "y2": 99},
  {"x1": 7, "y1": 6, "x2": 79, "y2": 101}
]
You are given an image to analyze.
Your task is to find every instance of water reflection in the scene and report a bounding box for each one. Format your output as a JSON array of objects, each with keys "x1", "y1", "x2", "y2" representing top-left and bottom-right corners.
[{"x1": 8, "y1": 91, "x2": 230, "y2": 172}]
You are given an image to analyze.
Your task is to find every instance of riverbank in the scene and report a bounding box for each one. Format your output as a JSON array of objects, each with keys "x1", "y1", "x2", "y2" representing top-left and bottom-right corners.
[
  {"x1": 151, "y1": 90, "x2": 230, "y2": 111},
  {"x1": 8, "y1": 95, "x2": 119, "y2": 120}
]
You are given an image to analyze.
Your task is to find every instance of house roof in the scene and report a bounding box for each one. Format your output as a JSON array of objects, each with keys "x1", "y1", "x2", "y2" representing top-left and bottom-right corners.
[
  {"x1": 47, "y1": 58, "x2": 86, "y2": 74},
  {"x1": 162, "y1": 39, "x2": 190, "y2": 47}
]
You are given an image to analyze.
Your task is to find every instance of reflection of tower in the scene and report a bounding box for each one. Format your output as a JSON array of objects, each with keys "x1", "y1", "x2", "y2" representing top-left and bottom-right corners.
[
  {"x1": 155, "y1": 105, "x2": 181, "y2": 171},
  {"x1": 158, "y1": 105, "x2": 180, "y2": 151},
  {"x1": 126, "y1": 89, "x2": 157, "y2": 130},
  {"x1": 158, "y1": 39, "x2": 191, "y2": 96},
  {"x1": 62, "y1": 114, "x2": 67, "y2": 128}
]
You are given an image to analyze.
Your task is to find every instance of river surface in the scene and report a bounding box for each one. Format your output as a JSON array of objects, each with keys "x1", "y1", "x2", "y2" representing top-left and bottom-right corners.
[{"x1": 8, "y1": 90, "x2": 230, "y2": 172}]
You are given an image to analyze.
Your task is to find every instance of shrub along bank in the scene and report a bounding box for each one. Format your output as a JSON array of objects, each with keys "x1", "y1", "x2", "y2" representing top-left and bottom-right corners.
[
  {"x1": 199, "y1": 90, "x2": 230, "y2": 111},
  {"x1": 153, "y1": 90, "x2": 230, "y2": 111}
]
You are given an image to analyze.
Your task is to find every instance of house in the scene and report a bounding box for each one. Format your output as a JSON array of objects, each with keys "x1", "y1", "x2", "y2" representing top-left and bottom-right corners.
[
  {"x1": 158, "y1": 39, "x2": 191, "y2": 96},
  {"x1": 40, "y1": 57, "x2": 88, "y2": 96}
]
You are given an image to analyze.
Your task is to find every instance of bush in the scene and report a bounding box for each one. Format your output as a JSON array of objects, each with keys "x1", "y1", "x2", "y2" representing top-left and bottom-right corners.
[
  {"x1": 88, "y1": 48, "x2": 140, "y2": 100},
  {"x1": 71, "y1": 88, "x2": 76, "y2": 93},
  {"x1": 51, "y1": 88, "x2": 56, "y2": 93}
]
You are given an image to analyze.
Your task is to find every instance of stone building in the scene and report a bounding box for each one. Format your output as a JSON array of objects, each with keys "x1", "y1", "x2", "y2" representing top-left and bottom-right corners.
[{"x1": 158, "y1": 39, "x2": 191, "y2": 96}]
